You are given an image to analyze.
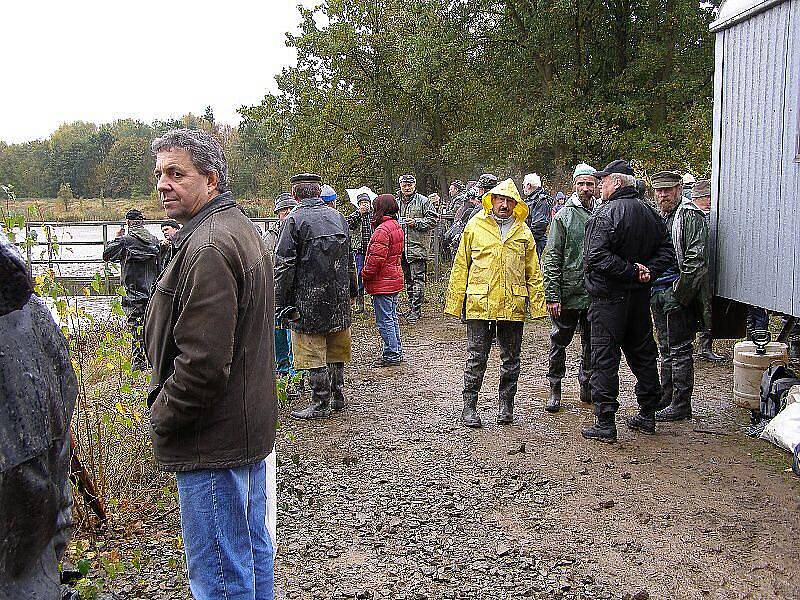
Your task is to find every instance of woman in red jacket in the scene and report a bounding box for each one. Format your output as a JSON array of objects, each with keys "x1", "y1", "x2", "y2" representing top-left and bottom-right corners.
[{"x1": 361, "y1": 194, "x2": 405, "y2": 366}]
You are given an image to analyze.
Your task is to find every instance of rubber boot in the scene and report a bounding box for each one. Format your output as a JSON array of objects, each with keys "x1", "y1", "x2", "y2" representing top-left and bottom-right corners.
[
  {"x1": 698, "y1": 329, "x2": 724, "y2": 362},
  {"x1": 626, "y1": 410, "x2": 657, "y2": 433},
  {"x1": 461, "y1": 395, "x2": 482, "y2": 428},
  {"x1": 328, "y1": 362, "x2": 346, "y2": 411},
  {"x1": 545, "y1": 380, "x2": 561, "y2": 413},
  {"x1": 581, "y1": 413, "x2": 617, "y2": 443},
  {"x1": 579, "y1": 383, "x2": 592, "y2": 404},
  {"x1": 354, "y1": 291, "x2": 365, "y2": 314},
  {"x1": 291, "y1": 367, "x2": 332, "y2": 419},
  {"x1": 655, "y1": 399, "x2": 692, "y2": 422},
  {"x1": 497, "y1": 395, "x2": 514, "y2": 425}
]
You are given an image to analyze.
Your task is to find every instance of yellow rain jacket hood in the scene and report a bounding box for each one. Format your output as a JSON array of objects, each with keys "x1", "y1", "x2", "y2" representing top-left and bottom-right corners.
[{"x1": 445, "y1": 179, "x2": 546, "y2": 321}]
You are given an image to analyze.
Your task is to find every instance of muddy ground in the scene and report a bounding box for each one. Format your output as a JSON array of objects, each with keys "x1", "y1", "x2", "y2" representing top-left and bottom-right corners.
[{"x1": 77, "y1": 309, "x2": 800, "y2": 600}]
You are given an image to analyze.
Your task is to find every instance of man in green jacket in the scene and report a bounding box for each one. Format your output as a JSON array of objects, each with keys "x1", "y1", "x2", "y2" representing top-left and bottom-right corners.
[
  {"x1": 650, "y1": 171, "x2": 707, "y2": 422},
  {"x1": 541, "y1": 163, "x2": 597, "y2": 412},
  {"x1": 397, "y1": 174, "x2": 438, "y2": 322}
]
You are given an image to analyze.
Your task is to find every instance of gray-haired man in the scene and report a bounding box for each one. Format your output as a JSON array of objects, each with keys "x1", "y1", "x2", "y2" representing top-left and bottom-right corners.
[{"x1": 145, "y1": 128, "x2": 277, "y2": 600}]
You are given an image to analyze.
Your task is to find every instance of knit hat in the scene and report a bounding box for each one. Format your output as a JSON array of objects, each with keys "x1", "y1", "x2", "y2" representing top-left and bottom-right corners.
[
  {"x1": 399, "y1": 174, "x2": 416, "y2": 184},
  {"x1": 477, "y1": 173, "x2": 498, "y2": 190},
  {"x1": 125, "y1": 209, "x2": 145, "y2": 221},
  {"x1": 320, "y1": 184, "x2": 337, "y2": 203},
  {"x1": 573, "y1": 163, "x2": 595, "y2": 181}
]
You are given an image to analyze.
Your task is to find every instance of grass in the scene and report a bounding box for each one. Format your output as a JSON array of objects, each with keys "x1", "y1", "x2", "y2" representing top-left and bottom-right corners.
[{"x1": 3, "y1": 196, "x2": 276, "y2": 222}]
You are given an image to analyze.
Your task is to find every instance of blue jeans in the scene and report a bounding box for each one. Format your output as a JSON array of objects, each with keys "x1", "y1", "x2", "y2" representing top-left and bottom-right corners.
[
  {"x1": 175, "y1": 460, "x2": 274, "y2": 600},
  {"x1": 372, "y1": 293, "x2": 402, "y2": 362},
  {"x1": 275, "y1": 327, "x2": 294, "y2": 375},
  {"x1": 355, "y1": 252, "x2": 365, "y2": 293}
]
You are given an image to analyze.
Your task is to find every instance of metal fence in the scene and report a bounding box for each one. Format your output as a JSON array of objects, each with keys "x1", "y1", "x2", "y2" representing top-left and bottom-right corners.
[{"x1": 19, "y1": 215, "x2": 457, "y2": 296}]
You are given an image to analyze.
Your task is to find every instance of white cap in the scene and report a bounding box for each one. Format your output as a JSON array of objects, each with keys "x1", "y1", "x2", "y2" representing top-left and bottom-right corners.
[
  {"x1": 682, "y1": 173, "x2": 696, "y2": 185},
  {"x1": 523, "y1": 173, "x2": 541, "y2": 189}
]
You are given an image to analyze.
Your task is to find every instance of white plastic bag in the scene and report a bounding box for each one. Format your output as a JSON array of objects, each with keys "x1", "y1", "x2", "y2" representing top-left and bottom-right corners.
[{"x1": 760, "y1": 402, "x2": 800, "y2": 453}]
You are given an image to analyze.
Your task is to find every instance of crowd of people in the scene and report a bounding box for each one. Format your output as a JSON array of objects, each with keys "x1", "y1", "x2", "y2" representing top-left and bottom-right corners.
[{"x1": 1, "y1": 126, "x2": 732, "y2": 600}]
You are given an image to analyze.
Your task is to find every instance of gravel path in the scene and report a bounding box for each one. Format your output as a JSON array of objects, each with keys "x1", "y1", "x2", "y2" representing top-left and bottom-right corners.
[{"x1": 72, "y1": 312, "x2": 800, "y2": 599}]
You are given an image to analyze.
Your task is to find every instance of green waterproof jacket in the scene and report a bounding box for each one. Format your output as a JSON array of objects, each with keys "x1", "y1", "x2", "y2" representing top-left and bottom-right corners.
[
  {"x1": 669, "y1": 199, "x2": 710, "y2": 322},
  {"x1": 541, "y1": 195, "x2": 593, "y2": 310},
  {"x1": 397, "y1": 192, "x2": 438, "y2": 261}
]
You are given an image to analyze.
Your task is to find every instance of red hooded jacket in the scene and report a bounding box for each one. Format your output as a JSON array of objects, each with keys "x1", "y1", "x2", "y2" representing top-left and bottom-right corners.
[{"x1": 361, "y1": 216, "x2": 404, "y2": 295}]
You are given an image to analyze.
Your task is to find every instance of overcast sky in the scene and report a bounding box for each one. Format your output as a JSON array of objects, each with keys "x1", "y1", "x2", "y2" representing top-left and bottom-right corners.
[{"x1": 1, "y1": 1, "x2": 307, "y2": 143}]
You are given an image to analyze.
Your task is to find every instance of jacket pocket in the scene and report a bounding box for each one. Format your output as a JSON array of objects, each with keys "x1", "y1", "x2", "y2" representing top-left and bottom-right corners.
[
  {"x1": 512, "y1": 284, "x2": 529, "y2": 315},
  {"x1": 465, "y1": 283, "x2": 489, "y2": 317}
]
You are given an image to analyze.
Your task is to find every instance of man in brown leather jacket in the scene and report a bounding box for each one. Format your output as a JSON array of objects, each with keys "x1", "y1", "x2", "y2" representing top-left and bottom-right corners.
[{"x1": 144, "y1": 129, "x2": 277, "y2": 600}]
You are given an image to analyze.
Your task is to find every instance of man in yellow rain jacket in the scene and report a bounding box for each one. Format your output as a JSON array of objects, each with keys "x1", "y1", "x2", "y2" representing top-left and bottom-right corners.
[{"x1": 445, "y1": 178, "x2": 546, "y2": 427}]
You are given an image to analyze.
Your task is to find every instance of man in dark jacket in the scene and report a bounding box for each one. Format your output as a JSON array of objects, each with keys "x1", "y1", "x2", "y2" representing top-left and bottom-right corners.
[
  {"x1": 102, "y1": 208, "x2": 160, "y2": 370},
  {"x1": 158, "y1": 218, "x2": 180, "y2": 272},
  {"x1": 650, "y1": 171, "x2": 708, "y2": 422},
  {"x1": 541, "y1": 163, "x2": 597, "y2": 412},
  {"x1": 690, "y1": 180, "x2": 725, "y2": 363},
  {"x1": 1, "y1": 231, "x2": 76, "y2": 600},
  {"x1": 275, "y1": 173, "x2": 357, "y2": 419},
  {"x1": 522, "y1": 173, "x2": 553, "y2": 259},
  {"x1": 582, "y1": 160, "x2": 676, "y2": 443},
  {"x1": 145, "y1": 129, "x2": 276, "y2": 600},
  {"x1": 397, "y1": 174, "x2": 438, "y2": 322}
]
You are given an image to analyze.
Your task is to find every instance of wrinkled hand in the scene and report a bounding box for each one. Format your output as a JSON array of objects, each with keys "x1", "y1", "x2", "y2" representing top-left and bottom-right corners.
[
  {"x1": 635, "y1": 263, "x2": 651, "y2": 283},
  {"x1": 546, "y1": 302, "x2": 561, "y2": 319}
]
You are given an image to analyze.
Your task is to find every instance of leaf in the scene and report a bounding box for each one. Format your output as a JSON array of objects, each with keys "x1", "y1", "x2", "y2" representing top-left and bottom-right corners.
[{"x1": 77, "y1": 558, "x2": 91, "y2": 576}]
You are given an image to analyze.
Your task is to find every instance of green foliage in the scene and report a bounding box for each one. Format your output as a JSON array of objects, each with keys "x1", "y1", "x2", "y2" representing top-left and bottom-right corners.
[{"x1": 0, "y1": 1, "x2": 717, "y2": 201}]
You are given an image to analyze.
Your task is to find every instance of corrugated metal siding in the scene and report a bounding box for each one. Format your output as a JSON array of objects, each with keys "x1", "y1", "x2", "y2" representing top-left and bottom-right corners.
[
  {"x1": 713, "y1": 0, "x2": 799, "y2": 315},
  {"x1": 786, "y1": 0, "x2": 800, "y2": 316}
]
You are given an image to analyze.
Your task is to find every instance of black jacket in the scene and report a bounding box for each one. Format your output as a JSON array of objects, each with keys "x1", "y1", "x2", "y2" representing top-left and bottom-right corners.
[
  {"x1": 524, "y1": 188, "x2": 552, "y2": 242},
  {"x1": 1, "y1": 297, "x2": 76, "y2": 585},
  {"x1": 583, "y1": 186, "x2": 676, "y2": 298},
  {"x1": 102, "y1": 226, "x2": 160, "y2": 305},
  {"x1": 274, "y1": 197, "x2": 357, "y2": 334}
]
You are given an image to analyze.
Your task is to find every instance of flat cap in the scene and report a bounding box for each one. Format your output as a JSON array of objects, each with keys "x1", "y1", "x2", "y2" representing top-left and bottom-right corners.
[
  {"x1": 651, "y1": 171, "x2": 683, "y2": 189},
  {"x1": 125, "y1": 209, "x2": 145, "y2": 221},
  {"x1": 691, "y1": 179, "x2": 711, "y2": 198},
  {"x1": 290, "y1": 173, "x2": 322, "y2": 185},
  {"x1": 275, "y1": 192, "x2": 297, "y2": 212},
  {"x1": 593, "y1": 160, "x2": 634, "y2": 179},
  {"x1": 398, "y1": 174, "x2": 416, "y2": 184},
  {"x1": 161, "y1": 219, "x2": 180, "y2": 229}
]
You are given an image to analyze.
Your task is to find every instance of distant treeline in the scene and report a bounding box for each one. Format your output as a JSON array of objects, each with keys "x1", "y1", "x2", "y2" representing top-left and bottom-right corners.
[{"x1": 1, "y1": 1, "x2": 718, "y2": 201}]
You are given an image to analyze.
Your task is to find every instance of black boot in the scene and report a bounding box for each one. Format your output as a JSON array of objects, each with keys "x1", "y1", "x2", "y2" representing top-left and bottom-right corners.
[
  {"x1": 579, "y1": 383, "x2": 592, "y2": 404},
  {"x1": 581, "y1": 413, "x2": 617, "y2": 443},
  {"x1": 698, "y1": 329, "x2": 725, "y2": 362},
  {"x1": 461, "y1": 395, "x2": 482, "y2": 428},
  {"x1": 545, "y1": 380, "x2": 561, "y2": 413},
  {"x1": 655, "y1": 401, "x2": 692, "y2": 422},
  {"x1": 291, "y1": 367, "x2": 332, "y2": 419},
  {"x1": 626, "y1": 410, "x2": 656, "y2": 433},
  {"x1": 497, "y1": 395, "x2": 514, "y2": 425},
  {"x1": 328, "y1": 362, "x2": 346, "y2": 411}
]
